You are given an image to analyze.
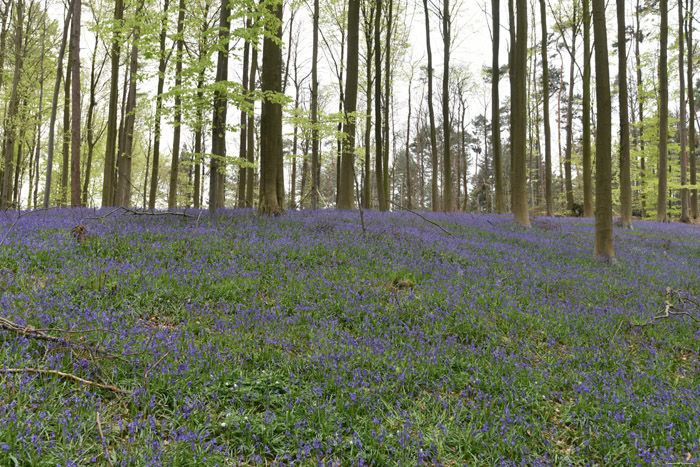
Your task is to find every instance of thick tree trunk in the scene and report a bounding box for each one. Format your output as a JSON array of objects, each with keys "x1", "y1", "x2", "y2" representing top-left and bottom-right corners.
[
  {"x1": 102, "y1": 0, "x2": 124, "y2": 206},
  {"x1": 259, "y1": 0, "x2": 284, "y2": 215},
  {"x1": 657, "y1": 0, "x2": 669, "y2": 221},
  {"x1": 592, "y1": 0, "x2": 614, "y2": 261},
  {"x1": 617, "y1": 0, "x2": 632, "y2": 227},
  {"x1": 1, "y1": 0, "x2": 23, "y2": 209},
  {"x1": 70, "y1": 0, "x2": 82, "y2": 207},
  {"x1": 338, "y1": 0, "x2": 360, "y2": 209},
  {"x1": 423, "y1": 0, "x2": 439, "y2": 211},
  {"x1": 511, "y1": 0, "x2": 530, "y2": 226}
]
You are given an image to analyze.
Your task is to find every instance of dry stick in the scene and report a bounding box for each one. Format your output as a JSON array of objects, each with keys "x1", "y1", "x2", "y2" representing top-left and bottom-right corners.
[
  {"x1": 2, "y1": 368, "x2": 130, "y2": 394},
  {"x1": 120, "y1": 206, "x2": 194, "y2": 218},
  {"x1": 352, "y1": 166, "x2": 366, "y2": 234},
  {"x1": 387, "y1": 200, "x2": 454, "y2": 237},
  {"x1": 143, "y1": 350, "x2": 170, "y2": 392},
  {"x1": 0, "y1": 317, "x2": 129, "y2": 363},
  {"x1": 84, "y1": 207, "x2": 122, "y2": 221},
  {"x1": 96, "y1": 411, "x2": 115, "y2": 467}
]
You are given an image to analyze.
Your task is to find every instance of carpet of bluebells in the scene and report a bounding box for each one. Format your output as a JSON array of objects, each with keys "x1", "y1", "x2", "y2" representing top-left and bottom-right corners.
[{"x1": 0, "y1": 208, "x2": 699, "y2": 466}]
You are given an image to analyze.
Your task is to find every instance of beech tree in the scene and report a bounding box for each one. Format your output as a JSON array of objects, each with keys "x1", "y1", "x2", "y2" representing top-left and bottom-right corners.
[
  {"x1": 656, "y1": 0, "x2": 668, "y2": 222},
  {"x1": 617, "y1": 0, "x2": 632, "y2": 228},
  {"x1": 511, "y1": 0, "x2": 529, "y2": 226}
]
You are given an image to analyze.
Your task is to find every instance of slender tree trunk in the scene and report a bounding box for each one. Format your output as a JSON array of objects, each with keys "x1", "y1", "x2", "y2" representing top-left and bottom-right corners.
[
  {"x1": 493, "y1": 0, "x2": 505, "y2": 213},
  {"x1": 581, "y1": 0, "x2": 593, "y2": 216},
  {"x1": 193, "y1": 64, "x2": 205, "y2": 209},
  {"x1": 423, "y1": 0, "x2": 439, "y2": 211},
  {"x1": 102, "y1": 0, "x2": 124, "y2": 206},
  {"x1": 34, "y1": 2, "x2": 48, "y2": 209},
  {"x1": 0, "y1": 1, "x2": 11, "y2": 94},
  {"x1": 83, "y1": 35, "x2": 103, "y2": 206},
  {"x1": 259, "y1": 0, "x2": 284, "y2": 214},
  {"x1": 592, "y1": 0, "x2": 614, "y2": 261},
  {"x1": 679, "y1": 0, "x2": 690, "y2": 222},
  {"x1": 310, "y1": 0, "x2": 320, "y2": 209},
  {"x1": 70, "y1": 0, "x2": 82, "y2": 207},
  {"x1": 374, "y1": 0, "x2": 387, "y2": 211},
  {"x1": 116, "y1": 2, "x2": 142, "y2": 207},
  {"x1": 617, "y1": 0, "x2": 632, "y2": 227},
  {"x1": 149, "y1": 0, "x2": 170, "y2": 209},
  {"x1": 60, "y1": 38, "x2": 72, "y2": 207},
  {"x1": 405, "y1": 67, "x2": 414, "y2": 210},
  {"x1": 539, "y1": 0, "x2": 552, "y2": 216},
  {"x1": 657, "y1": 0, "x2": 669, "y2": 221},
  {"x1": 688, "y1": 0, "x2": 697, "y2": 219},
  {"x1": 43, "y1": 0, "x2": 74, "y2": 208},
  {"x1": 563, "y1": 14, "x2": 577, "y2": 213},
  {"x1": 209, "y1": 0, "x2": 230, "y2": 213},
  {"x1": 635, "y1": 0, "x2": 646, "y2": 217},
  {"x1": 168, "y1": 0, "x2": 186, "y2": 209},
  {"x1": 362, "y1": 4, "x2": 374, "y2": 209},
  {"x1": 245, "y1": 48, "x2": 258, "y2": 207},
  {"x1": 237, "y1": 21, "x2": 250, "y2": 208},
  {"x1": 442, "y1": 0, "x2": 453, "y2": 211},
  {"x1": 338, "y1": 0, "x2": 360, "y2": 209},
  {"x1": 383, "y1": 0, "x2": 392, "y2": 206}
]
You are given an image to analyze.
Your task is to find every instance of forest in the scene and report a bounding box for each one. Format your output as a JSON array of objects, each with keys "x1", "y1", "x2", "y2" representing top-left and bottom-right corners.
[{"x1": 1, "y1": 0, "x2": 700, "y2": 465}]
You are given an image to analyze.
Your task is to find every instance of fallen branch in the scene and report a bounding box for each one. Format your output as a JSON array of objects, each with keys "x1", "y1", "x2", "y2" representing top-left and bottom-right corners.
[
  {"x1": 84, "y1": 206, "x2": 194, "y2": 221},
  {"x1": 633, "y1": 287, "x2": 700, "y2": 328},
  {"x1": 96, "y1": 411, "x2": 115, "y2": 467},
  {"x1": 388, "y1": 200, "x2": 454, "y2": 237},
  {"x1": 2, "y1": 368, "x2": 130, "y2": 395},
  {"x1": 0, "y1": 317, "x2": 129, "y2": 363}
]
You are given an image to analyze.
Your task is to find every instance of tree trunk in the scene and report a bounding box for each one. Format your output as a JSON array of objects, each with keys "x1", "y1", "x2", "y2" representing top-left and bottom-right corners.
[
  {"x1": 259, "y1": 0, "x2": 284, "y2": 215},
  {"x1": 70, "y1": 0, "x2": 82, "y2": 207},
  {"x1": 83, "y1": 34, "x2": 104, "y2": 206},
  {"x1": 209, "y1": 0, "x2": 230, "y2": 213},
  {"x1": 657, "y1": 0, "x2": 668, "y2": 221},
  {"x1": 617, "y1": 0, "x2": 632, "y2": 227},
  {"x1": 237, "y1": 20, "x2": 250, "y2": 208},
  {"x1": 423, "y1": 0, "x2": 439, "y2": 211},
  {"x1": 442, "y1": 0, "x2": 453, "y2": 211},
  {"x1": 383, "y1": 0, "x2": 392, "y2": 206},
  {"x1": 102, "y1": 0, "x2": 124, "y2": 206},
  {"x1": 688, "y1": 0, "x2": 697, "y2": 219},
  {"x1": 635, "y1": 0, "x2": 646, "y2": 217},
  {"x1": 493, "y1": 0, "x2": 505, "y2": 214},
  {"x1": 148, "y1": 0, "x2": 170, "y2": 210},
  {"x1": 168, "y1": 0, "x2": 186, "y2": 209},
  {"x1": 116, "y1": 2, "x2": 142, "y2": 207},
  {"x1": 194, "y1": 64, "x2": 205, "y2": 209},
  {"x1": 310, "y1": 0, "x2": 320, "y2": 209},
  {"x1": 539, "y1": 0, "x2": 552, "y2": 216},
  {"x1": 405, "y1": 67, "x2": 414, "y2": 210},
  {"x1": 563, "y1": 12, "x2": 577, "y2": 213},
  {"x1": 678, "y1": 0, "x2": 690, "y2": 222},
  {"x1": 245, "y1": 47, "x2": 258, "y2": 207},
  {"x1": 60, "y1": 37, "x2": 72, "y2": 207},
  {"x1": 592, "y1": 0, "x2": 614, "y2": 261},
  {"x1": 511, "y1": 0, "x2": 530, "y2": 226},
  {"x1": 338, "y1": 0, "x2": 360, "y2": 209},
  {"x1": 362, "y1": 4, "x2": 374, "y2": 209},
  {"x1": 374, "y1": 0, "x2": 387, "y2": 211},
  {"x1": 580, "y1": 0, "x2": 593, "y2": 217}
]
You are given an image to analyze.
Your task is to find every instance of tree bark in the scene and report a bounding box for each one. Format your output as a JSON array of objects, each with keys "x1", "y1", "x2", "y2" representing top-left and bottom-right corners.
[
  {"x1": 237, "y1": 20, "x2": 250, "y2": 208},
  {"x1": 423, "y1": 0, "x2": 439, "y2": 211},
  {"x1": 259, "y1": 0, "x2": 284, "y2": 215},
  {"x1": 442, "y1": 0, "x2": 453, "y2": 211},
  {"x1": 338, "y1": 0, "x2": 360, "y2": 209},
  {"x1": 582, "y1": 0, "x2": 593, "y2": 216},
  {"x1": 617, "y1": 0, "x2": 632, "y2": 227},
  {"x1": 635, "y1": 0, "x2": 646, "y2": 217},
  {"x1": 678, "y1": 0, "x2": 690, "y2": 222},
  {"x1": 101, "y1": 0, "x2": 124, "y2": 207},
  {"x1": 374, "y1": 0, "x2": 387, "y2": 211},
  {"x1": 657, "y1": 0, "x2": 669, "y2": 221},
  {"x1": 209, "y1": 0, "x2": 230, "y2": 213},
  {"x1": 493, "y1": 0, "x2": 505, "y2": 214},
  {"x1": 511, "y1": 0, "x2": 529, "y2": 226},
  {"x1": 310, "y1": 0, "x2": 320, "y2": 209},
  {"x1": 688, "y1": 0, "x2": 697, "y2": 219},
  {"x1": 405, "y1": 67, "x2": 414, "y2": 210},
  {"x1": 563, "y1": 10, "x2": 577, "y2": 213},
  {"x1": 539, "y1": 0, "x2": 553, "y2": 216},
  {"x1": 70, "y1": 0, "x2": 82, "y2": 207},
  {"x1": 168, "y1": 0, "x2": 186, "y2": 209},
  {"x1": 592, "y1": 0, "x2": 615, "y2": 261},
  {"x1": 245, "y1": 48, "x2": 258, "y2": 208}
]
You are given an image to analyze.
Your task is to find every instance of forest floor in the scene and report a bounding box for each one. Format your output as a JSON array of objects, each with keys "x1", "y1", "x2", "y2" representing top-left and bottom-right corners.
[{"x1": 0, "y1": 208, "x2": 698, "y2": 466}]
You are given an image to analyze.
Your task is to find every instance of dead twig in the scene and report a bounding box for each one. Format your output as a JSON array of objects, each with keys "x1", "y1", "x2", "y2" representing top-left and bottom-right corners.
[
  {"x1": 633, "y1": 287, "x2": 700, "y2": 328},
  {"x1": 144, "y1": 351, "x2": 170, "y2": 392},
  {"x1": 96, "y1": 411, "x2": 115, "y2": 467},
  {"x1": 388, "y1": 200, "x2": 454, "y2": 237},
  {"x1": 2, "y1": 368, "x2": 130, "y2": 395}
]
